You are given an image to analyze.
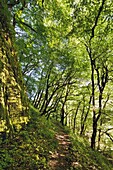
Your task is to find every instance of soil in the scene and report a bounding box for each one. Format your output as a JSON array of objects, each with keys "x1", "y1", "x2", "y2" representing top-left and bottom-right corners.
[{"x1": 48, "y1": 131, "x2": 74, "y2": 170}]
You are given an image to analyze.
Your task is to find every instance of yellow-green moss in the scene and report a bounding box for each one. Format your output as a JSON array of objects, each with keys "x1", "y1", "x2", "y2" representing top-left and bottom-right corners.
[{"x1": 0, "y1": 4, "x2": 29, "y2": 135}]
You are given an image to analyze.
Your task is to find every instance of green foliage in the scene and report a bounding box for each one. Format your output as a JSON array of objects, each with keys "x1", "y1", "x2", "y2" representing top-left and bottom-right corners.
[
  {"x1": 0, "y1": 104, "x2": 113, "y2": 169},
  {"x1": 1, "y1": 0, "x2": 113, "y2": 163},
  {"x1": 0, "y1": 149, "x2": 14, "y2": 169},
  {"x1": 0, "y1": 105, "x2": 58, "y2": 170},
  {"x1": 70, "y1": 134, "x2": 113, "y2": 170}
]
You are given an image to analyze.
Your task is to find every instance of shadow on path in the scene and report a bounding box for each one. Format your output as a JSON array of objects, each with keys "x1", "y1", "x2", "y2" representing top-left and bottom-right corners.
[{"x1": 48, "y1": 132, "x2": 75, "y2": 170}]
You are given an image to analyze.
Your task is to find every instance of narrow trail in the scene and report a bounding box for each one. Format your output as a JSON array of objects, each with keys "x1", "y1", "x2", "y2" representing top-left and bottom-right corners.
[{"x1": 48, "y1": 131, "x2": 76, "y2": 170}]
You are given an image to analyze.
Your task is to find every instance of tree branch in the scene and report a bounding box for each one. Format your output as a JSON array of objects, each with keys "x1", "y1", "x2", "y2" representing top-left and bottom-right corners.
[
  {"x1": 8, "y1": 0, "x2": 20, "y2": 8},
  {"x1": 8, "y1": 0, "x2": 26, "y2": 10},
  {"x1": 101, "y1": 128, "x2": 113, "y2": 136},
  {"x1": 19, "y1": 20, "x2": 37, "y2": 33},
  {"x1": 90, "y1": 0, "x2": 106, "y2": 41},
  {"x1": 105, "y1": 132, "x2": 113, "y2": 142}
]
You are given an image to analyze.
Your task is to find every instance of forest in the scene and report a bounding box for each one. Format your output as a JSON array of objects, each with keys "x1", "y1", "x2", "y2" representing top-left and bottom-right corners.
[{"x1": 0, "y1": 0, "x2": 113, "y2": 169}]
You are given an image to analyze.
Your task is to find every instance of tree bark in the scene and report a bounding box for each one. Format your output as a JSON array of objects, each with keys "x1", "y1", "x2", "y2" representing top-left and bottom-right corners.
[
  {"x1": 73, "y1": 101, "x2": 81, "y2": 133},
  {"x1": 80, "y1": 95, "x2": 92, "y2": 135},
  {"x1": 0, "y1": 1, "x2": 28, "y2": 136}
]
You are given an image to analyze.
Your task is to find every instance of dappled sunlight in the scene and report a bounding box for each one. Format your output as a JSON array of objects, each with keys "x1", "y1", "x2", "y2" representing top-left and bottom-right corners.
[
  {"x1": 49, "y1": 132, "x2": 74, "y2": 169},
  {"x1": 1, "y1": 0, "x2": 113, "y2": 169}
]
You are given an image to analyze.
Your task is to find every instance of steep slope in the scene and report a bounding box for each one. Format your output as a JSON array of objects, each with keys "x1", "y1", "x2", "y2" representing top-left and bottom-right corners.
[
  {"x1": 48, "y1": 131, "x2": 72, "y2": 169},
  {"x1": 48, "y1": 122, "x2": 113, "y2": 170},
  {"x1": 0, "y1": 106, "x2": 113, "y2": 170}
]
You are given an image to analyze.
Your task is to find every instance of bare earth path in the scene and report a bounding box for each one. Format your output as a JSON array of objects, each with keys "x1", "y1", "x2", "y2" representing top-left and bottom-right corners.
[{"x1": 48, "y1": 131, "x2": 75, "y2": 170}]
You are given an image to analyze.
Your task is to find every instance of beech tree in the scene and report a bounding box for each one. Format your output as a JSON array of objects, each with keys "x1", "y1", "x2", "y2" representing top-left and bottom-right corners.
[{"x1": 6, "y1": 0, "x2": 113, "y2": 150}]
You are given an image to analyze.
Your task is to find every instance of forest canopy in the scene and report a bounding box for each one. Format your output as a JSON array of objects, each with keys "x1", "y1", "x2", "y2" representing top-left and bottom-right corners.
[{"x1": 0, "y1": 0, "x2": 113, "y2": 151}]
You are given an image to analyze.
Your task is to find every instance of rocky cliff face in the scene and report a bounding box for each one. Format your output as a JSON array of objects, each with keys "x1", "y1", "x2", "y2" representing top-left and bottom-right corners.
[{"x1": 0, "y1": 2, "x2": 28, "y2": 135}]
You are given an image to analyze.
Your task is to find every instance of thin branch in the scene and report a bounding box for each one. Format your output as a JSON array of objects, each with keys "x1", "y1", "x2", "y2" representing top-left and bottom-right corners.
[
  {"x1": 8, "y1": 0, "x2": 26, "y2": 10},
  {"x1": 90, "y1": 0, "x2": 106, "y2": 41},
  {"x1": 105, "y1": 132, "x2": 113, "y2": 142},
  {"x1": 101, "y1": 128, "x2": 113, "y2": 136},
  {"x1": 8, "y1": 0, "x2": 20, "y2": 8},
  {"x1": 19, "y1": 20, "x2": 37, "y2": 33},
  {"x1": 102, "y1": 93, "x2": 110, "y2": 109}
]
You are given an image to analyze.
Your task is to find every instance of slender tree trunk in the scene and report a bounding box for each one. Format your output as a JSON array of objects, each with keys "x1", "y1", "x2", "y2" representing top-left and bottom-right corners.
[
  {"x1": 97, "y1": 119, "x2": 102, "y2": 150},
  {"x1": 97, "y1": 94, "x2": 110, "y2": 150},
  {"x1": 80, "y1": 96, "x2": 92, "y2": 135},
  {"x1": 91, "y1": 121, "x2": 97, "y2": 149},
  {"x1": 80, "y1": 97, "x2": 85, "y2": 135},
  {"x1": 73, "y1": 102, "x2": 81, "y2": 133},
  {"x1": 91, "y1": 90, "x2": 103, "y2": 150},
  {"x1": 85, "y1": 0, "x2": 106, "y2": 149},
  {"x1": 90, "y1": 59, "x2": 97, "y2": 149},
  {"x1": 61, "y1": 105, "x2": 65, "y2": 126},
  {"x1": 60, "y1": 86, "x2": 68, "y2": 126}
]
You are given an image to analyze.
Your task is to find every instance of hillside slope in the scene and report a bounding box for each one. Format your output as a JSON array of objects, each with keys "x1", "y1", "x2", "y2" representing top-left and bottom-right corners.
[{"x1": 0, "y1": 106, "x2": 113, "y2": 170}]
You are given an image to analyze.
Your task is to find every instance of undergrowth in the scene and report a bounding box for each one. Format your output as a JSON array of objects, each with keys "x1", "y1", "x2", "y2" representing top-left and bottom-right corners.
[
  {"x1": 0, "y1": 105, "x2": 58, "y2": 170},
  {"x1": 0, "y1": 105, "x2": 113, "y2": 170},
  {"x1": 70, "y1": 134, "x2": 113, "y2": 170}
]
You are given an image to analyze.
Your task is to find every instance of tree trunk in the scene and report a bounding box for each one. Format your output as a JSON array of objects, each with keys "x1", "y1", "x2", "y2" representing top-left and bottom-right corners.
[
  {"x1": 97, "y1": 119, "x2": 102, "y2": 150},
  {"x1": 0, "y1": 2, "x2": 28, "y2": 137},
  {"x1": 91, "y1": 120, "x2": 97, "y2": 149},
  {"x1": 80, "y1": 96, "x2": 92, "y2": 135},
  {"x1": 73, "y1": 102, "x2": 81, "y2": 133},
  {"x1": 60, "y1": 86, "x2": 68, "y2": 126},
  {"x1": 90, "y1": 59, "x2": 96, "y2": 149},
  {"x1": 80, "y1": 98, "x2": 85, "y2": 135},
  {"x1": 61, "y1": 106, "x2": 65, "y2": 126}
]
